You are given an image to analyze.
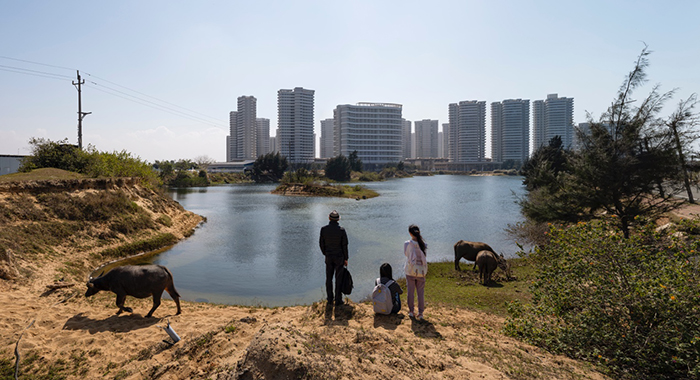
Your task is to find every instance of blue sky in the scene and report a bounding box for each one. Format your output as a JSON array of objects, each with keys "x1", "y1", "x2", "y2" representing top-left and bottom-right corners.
[{"x1": 1, "y1": 0, "x2": 699, "y2": 162}]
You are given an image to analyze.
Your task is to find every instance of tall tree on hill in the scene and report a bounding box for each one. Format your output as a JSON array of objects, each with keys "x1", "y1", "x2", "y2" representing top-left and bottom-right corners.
[
  {"x1": 665, "y1": 94, "x2": 699, "y2": 203},
  {"x1": 520, "y1": 46, "x2": 698, "y2": 238},
  {"x1": 519, "y1": 136, "x2": 584, "y2": 223}
]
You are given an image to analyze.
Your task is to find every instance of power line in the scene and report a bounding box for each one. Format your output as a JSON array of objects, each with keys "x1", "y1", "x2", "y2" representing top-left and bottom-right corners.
[
  {"x1": 0, "y1": 56, "x2": 228, "y2": 128},
  {"x1": 84, "y1": 71, "x2": 226, "y2": 124},
  {"x1": 0, "y1": 56, "x2": 75, "y2": 71},
  {"x1": 86, "y1": 84, "x2": 226, "y2": 129},
  {"x1": 0, "y1": 64, "x2": 74, "y2": 80}
]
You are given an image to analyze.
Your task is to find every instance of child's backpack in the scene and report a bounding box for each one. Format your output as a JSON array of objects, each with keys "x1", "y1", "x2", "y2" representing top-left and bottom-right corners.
[{"x1": 372, "y1": 278, "x2": 395, "y2": 315}]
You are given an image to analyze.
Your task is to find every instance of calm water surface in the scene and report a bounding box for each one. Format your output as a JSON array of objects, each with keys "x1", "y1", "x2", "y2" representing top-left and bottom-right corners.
[{"x1": 148, "y1": 175, "x2": 526, "y2": 306}]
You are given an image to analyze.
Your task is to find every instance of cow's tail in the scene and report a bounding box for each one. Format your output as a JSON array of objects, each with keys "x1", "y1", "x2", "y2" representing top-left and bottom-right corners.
[{"x1": 159, "y1": 265, "x2": 181, "y2": 298}]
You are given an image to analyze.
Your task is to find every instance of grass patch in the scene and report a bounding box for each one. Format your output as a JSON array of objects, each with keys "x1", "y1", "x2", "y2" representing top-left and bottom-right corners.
[
  {"x1": 337, "y1": 184, "x2": 379, "y2": 200},
  {"x1": 419, "y1": 259, "x2": 534, "y2": 317},
  {"x1": 155, "y1": 214, "x2": 173, "y2": 227},
  {"x1": 95, "y1": 233, "x2": 178, "y2": 259},
  {"x1": 0, "y1": 168, "x2": 85, "y2": 183}
]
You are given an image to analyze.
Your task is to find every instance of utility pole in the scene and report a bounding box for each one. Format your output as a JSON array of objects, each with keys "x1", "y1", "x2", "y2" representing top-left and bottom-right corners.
[{"x1": 72, "y1": 70, "x2": 91, "y2": 150}]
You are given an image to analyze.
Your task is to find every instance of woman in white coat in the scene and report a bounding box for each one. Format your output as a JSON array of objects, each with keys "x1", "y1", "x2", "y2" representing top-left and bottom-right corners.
[{"x1": 404, "y1": 224, "x2": 427, "y2": 320}]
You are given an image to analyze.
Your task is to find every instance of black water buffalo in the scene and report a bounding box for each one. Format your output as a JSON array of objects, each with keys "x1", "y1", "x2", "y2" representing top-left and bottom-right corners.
[
  {"x1": 454, "y1": 240, "x2": 496, "y2": 271},
  {"x1": 85, "y1": 265, "x2": 181, "y2": 318}
]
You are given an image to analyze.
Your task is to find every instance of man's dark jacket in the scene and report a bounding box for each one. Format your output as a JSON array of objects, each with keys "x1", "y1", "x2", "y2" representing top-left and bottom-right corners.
[{"x1": 319, "y1": 221, "x2": 348, "y2": 260}]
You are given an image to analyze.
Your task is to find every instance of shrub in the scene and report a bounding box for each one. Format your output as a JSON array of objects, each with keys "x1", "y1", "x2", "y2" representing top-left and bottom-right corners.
[
  {"x1": 504, "y1": 217, "x2": 700, "y2": 379},
  {"x1": 20, "y1": 138, "x2": 162, "y2": 189}
]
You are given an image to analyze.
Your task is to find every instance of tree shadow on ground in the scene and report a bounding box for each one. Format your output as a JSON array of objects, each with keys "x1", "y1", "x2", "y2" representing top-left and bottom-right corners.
[{"x1": 63, "y1": 312, "x2": 161, "y2": 333}]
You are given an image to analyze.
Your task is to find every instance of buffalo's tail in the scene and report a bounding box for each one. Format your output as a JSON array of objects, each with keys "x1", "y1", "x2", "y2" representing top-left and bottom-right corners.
[{"x1": 159, "y1": 265, "x2": 181, "y2": 298}]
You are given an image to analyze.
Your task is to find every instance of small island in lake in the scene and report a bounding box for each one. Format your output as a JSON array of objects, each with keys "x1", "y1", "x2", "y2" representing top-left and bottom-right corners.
[{"x1": 272, "y1": 182, "x2": 379, "y2": 200}]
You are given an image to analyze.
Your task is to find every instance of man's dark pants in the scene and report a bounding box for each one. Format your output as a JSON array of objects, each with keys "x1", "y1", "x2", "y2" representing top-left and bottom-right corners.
[{"x1": 325, "y1": 255, "x2": 344, "y2": 304}]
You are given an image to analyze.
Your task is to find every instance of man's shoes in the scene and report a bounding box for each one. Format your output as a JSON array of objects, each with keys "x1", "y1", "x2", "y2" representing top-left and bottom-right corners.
[
  {"x1": 408, "y1": 312, "x2": 415, "y2": 318},
  {"x1": 417, "y1": 314, "x2": 424, "y2": 321}
]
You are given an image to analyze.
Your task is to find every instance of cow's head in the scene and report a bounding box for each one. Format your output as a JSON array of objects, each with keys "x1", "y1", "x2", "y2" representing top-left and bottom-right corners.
[
  {"x1": 85, "y1": 278, "x2": 99, "y2": 297},
  {"x1": 498, "y1": 254, "x2": 512, "y2": 279}
]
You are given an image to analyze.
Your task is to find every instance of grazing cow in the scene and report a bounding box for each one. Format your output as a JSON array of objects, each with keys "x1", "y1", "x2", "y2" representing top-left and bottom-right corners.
[
  {"x1": 85, "y1": 265, "x2": 181, "y2": 318},
  {"x1": 454, "y1": 240, "x2": 496, "y2": 271},
  {"x1": 475, "y1": 250, "x2": 509, "y2": 285}
]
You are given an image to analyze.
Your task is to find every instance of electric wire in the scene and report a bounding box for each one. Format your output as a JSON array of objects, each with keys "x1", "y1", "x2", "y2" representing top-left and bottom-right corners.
[
  {"x1": 84, "y1": 71, "x2": 226, "y2": 124},
  {"x1": 83, "y1": 81, "x2": 226, "y2": 128},
  {"x1": 0, "y1": 56, "x2": 228, "y2": 128},
  {"x1": 0, "y1": 56, "x2": 75, "y2": 71},
  {"x1": 0, "y1": 65, "x2": 74, "y2": 80},
  {"x1": 86, "y1": 84, "x2": 226, "y2": 129}
]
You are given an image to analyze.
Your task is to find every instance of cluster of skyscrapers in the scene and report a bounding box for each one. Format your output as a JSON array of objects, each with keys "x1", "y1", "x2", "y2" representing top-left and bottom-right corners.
[{"x1": 227, "y1": 88, "x2": 574, "y2": 168}]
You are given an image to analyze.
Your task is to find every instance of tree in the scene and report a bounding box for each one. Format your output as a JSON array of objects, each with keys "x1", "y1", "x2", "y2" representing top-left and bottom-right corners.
[
  {"x1": 193, "y1": 155, "x2": 216, "y2": 171},
  {"x1": 665, "y1": 94, "x2": 699, "y2": 203},
  {"x1": 521, "y1": 136, "x2": 567, "y2": 192},
  {"x1": 251, "y1": 152, "x2": 288, "y2": 182},
  {"x1": 348, "y1": 150, "x2": 362, "y2": 172},
  {"x1": 325, "y1": 154, "x2": 351, "y2": 181},
  {"x1": 19, "y1": 137, "x2": 90, "y2": 173},
  {"x1": 567, "y1": 46, "x2": 690, "y2": 237},
  {"x1": 519, "y1": 47, "x2": 698, "y2": 237}
]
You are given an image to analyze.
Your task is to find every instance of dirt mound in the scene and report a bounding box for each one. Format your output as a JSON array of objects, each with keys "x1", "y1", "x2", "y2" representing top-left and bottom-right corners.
[{"x1": 233, "y1": 322, "x2": 318, "y2": 380}]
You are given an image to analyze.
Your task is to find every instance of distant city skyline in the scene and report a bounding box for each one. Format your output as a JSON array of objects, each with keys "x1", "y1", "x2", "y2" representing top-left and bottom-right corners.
[{"x1": 1, "y1": 1, "x2": 698, "y2": 162}]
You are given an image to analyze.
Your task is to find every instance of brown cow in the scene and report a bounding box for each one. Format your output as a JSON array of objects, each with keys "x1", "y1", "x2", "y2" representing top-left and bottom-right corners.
[
  {"x1": 475, "y1": 250, "x2": 509, "y2": 285},
  {"x1": 454, "y1": 240, "x2": 496, "y2": 271}
]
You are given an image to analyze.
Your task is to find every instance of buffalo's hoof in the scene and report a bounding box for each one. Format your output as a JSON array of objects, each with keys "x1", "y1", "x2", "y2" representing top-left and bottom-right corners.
[{"x1": 123, "y1": 307, "x2": 133, "y2": 313}]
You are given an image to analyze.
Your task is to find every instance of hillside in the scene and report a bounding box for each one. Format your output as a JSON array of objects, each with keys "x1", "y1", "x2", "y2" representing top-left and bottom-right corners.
[{"x1": 0, "y1": 172, "x2": 608, "y2": 380}]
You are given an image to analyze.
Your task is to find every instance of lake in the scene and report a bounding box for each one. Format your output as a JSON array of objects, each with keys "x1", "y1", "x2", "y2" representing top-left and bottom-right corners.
[{"x1": 146, "y1": 175, "x2": 526, "y2": 307}]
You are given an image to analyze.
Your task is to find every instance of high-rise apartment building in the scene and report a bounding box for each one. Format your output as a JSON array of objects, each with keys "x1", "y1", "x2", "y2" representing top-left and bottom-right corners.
[
  {"x1": 227, "y1": 111, "x2": 237, "y2": 161},
  {"x1": 532, "y1": 93, "x2": 574, "y2": 150},
  {"x1": 441, "y1": 123, "x2": 449, "y2": 158},
  {"x1": 227, "y1": 96, "x2": 258, "y2": 161},
  {"x1": 402, "y1": 119, "x2": 412, "y2": 159},
  {"x1": 448, "y1": 100, "x2": 486, "y2": 162},
  {"x1": 334, "y1": 102, "x2": 403, "y2": 164},
  {"x1": 278, "y1": 87, "x2": 315, "y2": 163},
  {"x1": 414, "y1": 119, "x2": 439, "y2": 158},
  {"x1": 320, "y1": 118, "x2": 335, "y2": 158},
  {"x1": 491, "y1": 99, "x2": 530, "y2": 165},
  {"x1": 269, "y1": 136, "x2": 277, "y2": 153},
  {"x1": 256, "y1": 118, "x2": 270, "y2": 157}
]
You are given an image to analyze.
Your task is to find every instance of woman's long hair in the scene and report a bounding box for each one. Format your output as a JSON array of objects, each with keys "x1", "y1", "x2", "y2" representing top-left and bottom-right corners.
[{"x1": 408, "y1": 224, "x2": 427, "y2": 254}]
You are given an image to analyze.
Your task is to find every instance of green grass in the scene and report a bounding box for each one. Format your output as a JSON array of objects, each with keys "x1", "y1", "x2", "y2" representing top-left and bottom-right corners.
[
  {"x1": 0, "y1": 168, "x2": 85, "y2": 183},
  {"x1": 337, "y1": 184, "x2": 379, "y2": 199},
  {"x1": 94, "y1": 233, "x2": 178, "y2": 259},
  {"x1": 414, "y1": 259, "x2": 534, "y2": 317}
]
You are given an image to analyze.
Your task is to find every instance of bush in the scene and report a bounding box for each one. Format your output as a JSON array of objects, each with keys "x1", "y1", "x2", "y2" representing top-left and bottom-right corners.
[
  {"x1": 504, "y1": 218, "x2": 700, "y2": 379},
  {"x1": 20, "y1": 138, "x2": 162, "y2": 189}
]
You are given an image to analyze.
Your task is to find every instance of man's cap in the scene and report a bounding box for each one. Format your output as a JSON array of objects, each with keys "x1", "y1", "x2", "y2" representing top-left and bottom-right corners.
[{"x1": 329, "y1": 210, "x2": 340, "y2": 221}]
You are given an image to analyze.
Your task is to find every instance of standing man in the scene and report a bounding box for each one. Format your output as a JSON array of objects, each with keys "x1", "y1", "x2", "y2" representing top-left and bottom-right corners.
[{"x1": 319, "y1": 210, "x2": 348, "y2": 306}]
